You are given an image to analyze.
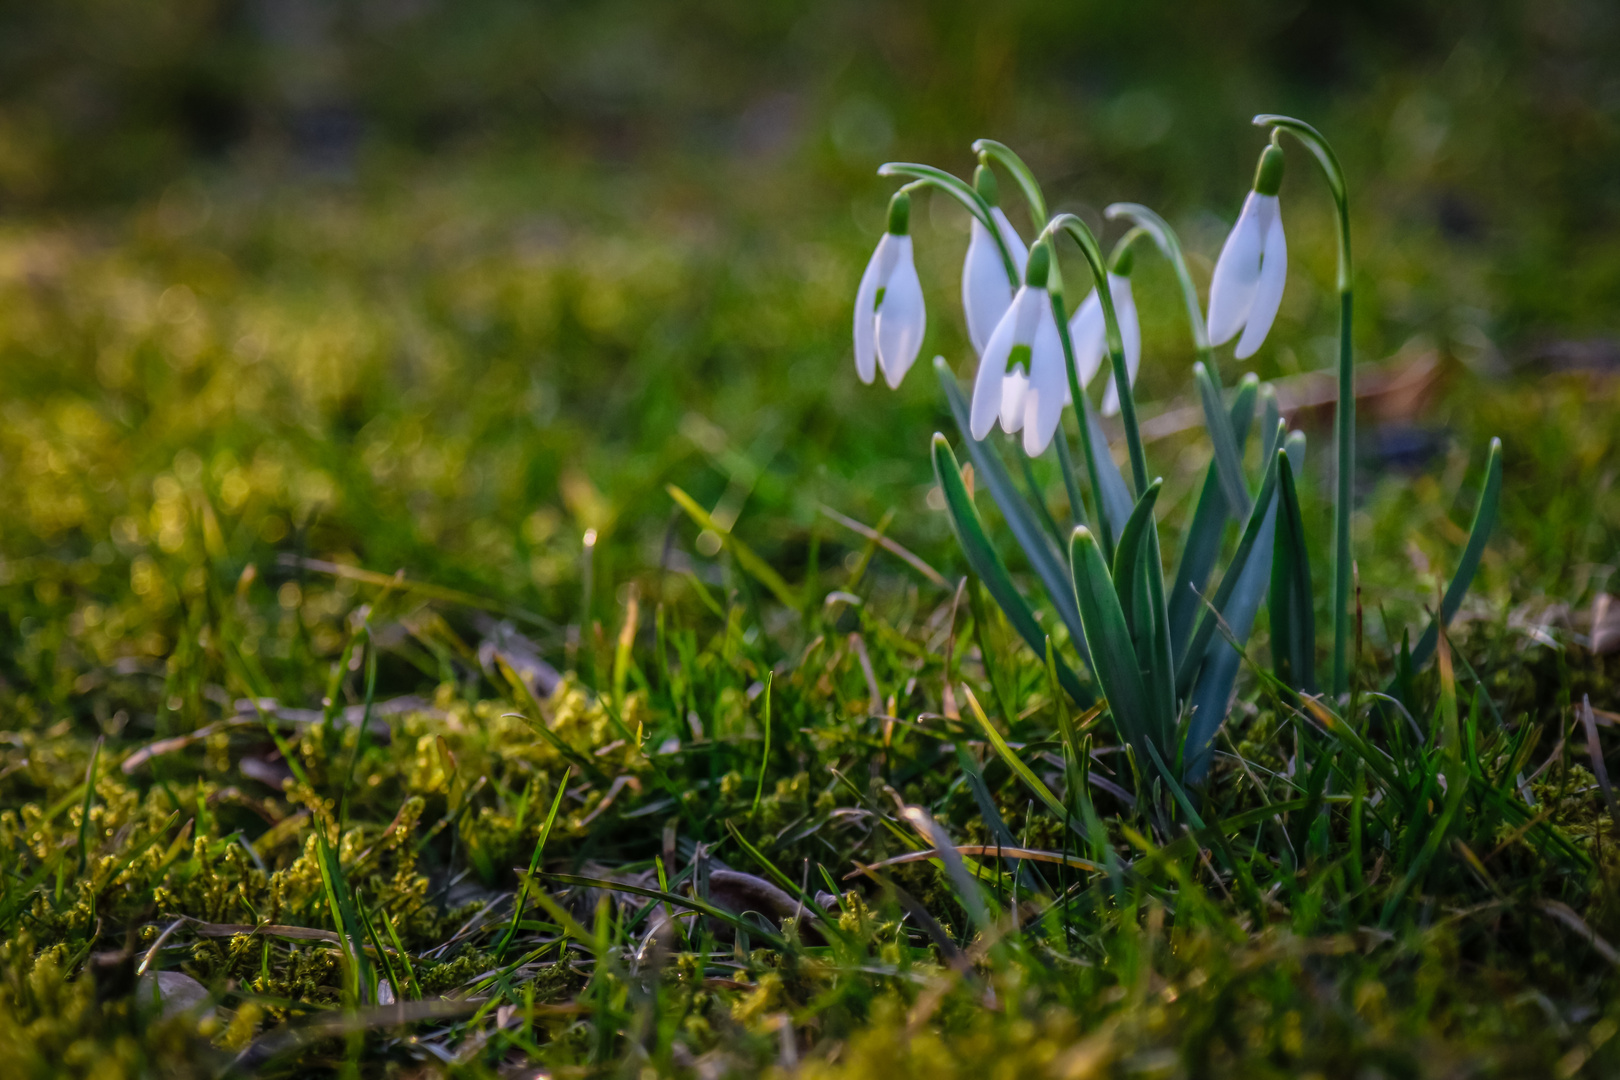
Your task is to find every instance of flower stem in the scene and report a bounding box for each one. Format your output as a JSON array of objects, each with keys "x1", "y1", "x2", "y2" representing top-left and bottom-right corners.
[
  {"x1": 1104, "y1": 202, "x2": 1213, "y2": 374},
  {"x1": 877, "y1": 162, "x2": 1019, "y2": 283},
  {"x1": 1045, "y1": 214, "x2": 1150, "y2": 499},
  {"x1": 969, "y1": 139, "x2": 1049, "y2": 234},
  {"x1": 1254, "y1": 113, "x2": 1354, "y2": 697}
]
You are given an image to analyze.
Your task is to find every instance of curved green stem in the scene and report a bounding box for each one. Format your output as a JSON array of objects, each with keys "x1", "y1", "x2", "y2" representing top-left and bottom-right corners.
[
  {"x1": 1255, "y1": 113, "x2": 1354, "y2": 697},
  {"x1": 1043, "y1": 214, "x2": 1150, "y2": 498},
  {"x1": 970, "y1": 140, "x2": 1049, "y2": 235},
  {"x1": 1104, "y1": 202, "x2": 1212, "y2": 370},
  {"x1": 1106, "y1": 201, "x2": 1251, "y2": 516},
  {"x1": 877, "y1": 163, "x2": 1019, "y2": 285},
  {"x1": 1049, "y1": 289, "x2": 1113, "y2": 561}
]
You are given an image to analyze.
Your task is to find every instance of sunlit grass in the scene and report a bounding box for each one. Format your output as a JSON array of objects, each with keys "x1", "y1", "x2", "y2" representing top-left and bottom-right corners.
[{"x1": 0, "y1": 151, "x2": 1616, "y2": 1076}]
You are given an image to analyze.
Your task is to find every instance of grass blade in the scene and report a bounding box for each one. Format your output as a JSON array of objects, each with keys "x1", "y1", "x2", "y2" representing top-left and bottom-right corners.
[
  {"x1": 751, "y1": 672, "x2": 773, "y2": 816},
  {"x1": 498, "y1": 767, "x2": 570, "y2": 960},
  {"x1": 961, "y1": 685, "x2": 1068, "y2": 823},
  {"x1": 666, "y1": 483, "x2": 798, "y2": 609},
  {"x1": 1406, "y1": 437, "x2": 1503, "y2": 670},
  {"x1": 76, "y1": 737, "x2": 103, "y2": 876},
  {"x1": 545, "y1": 873, "x2": 789, "y2": 950}
]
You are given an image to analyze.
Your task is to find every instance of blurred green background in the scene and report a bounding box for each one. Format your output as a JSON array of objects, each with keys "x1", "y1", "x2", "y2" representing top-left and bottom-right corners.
[{"x1": 0, "y1": 0, "x2": 1616, "y2": 722}]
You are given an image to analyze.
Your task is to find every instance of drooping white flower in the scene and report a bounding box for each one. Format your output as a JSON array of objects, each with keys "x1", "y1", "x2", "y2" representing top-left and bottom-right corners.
[
  {"x1": 853, "y1": 192, "x2": 926, "y2": 388},
  {"x1": 970, "y1": 243, "x2": 1065, "y2": 456},
  {"x1": 962, "y1": 175, "x2": 1030, "y2": 359},
  {"x1": 1065, "y1": 271, "x2": 1142, "y2": 417},
  {"x1": 1208, "y1": 145, "x2": 1287, "y2": 360}
]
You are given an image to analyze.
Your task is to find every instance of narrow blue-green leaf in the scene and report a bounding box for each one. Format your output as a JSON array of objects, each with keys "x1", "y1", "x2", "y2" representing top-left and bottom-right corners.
[
  {"x1": 1110, "y1": 480, "x2": 1175, "y2": 751},
  {"x1": 1194, "y1": 363, "x2": 1251, "y2": 517},
  {"x1": 1175, "y1": 420, "x2": 1288, "y2": 699},
  {"x1": 1260, "y1": 384, "x2": 1281, "y2": 460},
  {"x1": 1110, "y1": 479, "x2": 1163, "y2": 630},
  {"x1": 1140, "y1": 524, "x2": 1178, "y2": 756},
  {"x1": 931, "y1": 432, "x2": 1092, "y2": 706},
  {"x1": 1183, "y1": 486, "x2": 1279, "y2": 782},
  {"x1": 1069, "y1": 526, "x2": 1154, "y2": 765},
  {"x1": 937, "y1": 361, "x2": 1089, "y2": 665},
  {"x1": 1270, "y1": 446, "x2": 1317, "y2": 695},
  {"x1": 1183, "y1": 422, "x2": 1303, "y2": 783},
  {"x1": 1407, "y1": 437, "x2": 1503, "y2": 670},
  {"x1": 1168, "y1": 375, "x2": 1259, "y2": 659},
  {"x1": 1084, "y1": 386, "x2": 1136, "y2": 543}
]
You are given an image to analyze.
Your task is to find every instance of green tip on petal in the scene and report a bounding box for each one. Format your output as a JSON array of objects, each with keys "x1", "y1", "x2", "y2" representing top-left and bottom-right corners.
[
  {"x1": 887, "y1": 190, "x2": 911, "y2": 235},
  {"x1": 973, "y1": 164, "x2": 1000, "y2": 206},
  {"x1": 1253, "y1": 145, "x2": 1285, "y2": 196},
  {"x1": 1024, "y1": 241, "x2": 1050, "y2": 288}
]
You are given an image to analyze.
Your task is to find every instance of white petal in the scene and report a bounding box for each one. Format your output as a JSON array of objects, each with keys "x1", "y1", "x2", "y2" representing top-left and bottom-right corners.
[
  {"x1": 1100, "y1": 274, "x2": 1141, "y2": 417},
  {"x1": 853, "y1": 234, "x2": 900, "y2": 384},
  {"x1": 876, "y1": 237, "x2": 925, "y2": 387},
  {"x1": 1022, "y1": 306, "x2": 1067, "y2": 457},
  {"x1": 1233, "y1": 202, "x2": 1286, "y2": 360},
  {"x1": 852, "y1": 241, "x2": 884, "y2": 384},
  {"x1": 972, "y1": 287, "x2": 1042, "y2": 438},
  {"x1": 1067, "y1": 288, "x2": 1107, "y2": 395},
  {"x1": 1000, "y1": 370, "x2": 1028, "y2": 433},
  {"x1": 962, "y1": 218, "x2": 1014, "y2": 354},
  {"x1": 1206, "y1": 192, "x2": 1267, "y2": 347},
  {"x1": 990, "y1": 207, "x2": 1029, "y2": 277},
  {"x1": 971, "y1": 292, "x2": 1021, "y2": 438}
]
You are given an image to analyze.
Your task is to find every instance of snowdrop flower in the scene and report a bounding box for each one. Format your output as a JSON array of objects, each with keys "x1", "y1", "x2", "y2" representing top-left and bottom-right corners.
[
  {"x1": 960, "y1": 165, "x2": 1029, "y2": 354},
  {"x1": 971, "y1": 243, "x2": 1066, "y2": 457},
  {"x1": 1208, "y1": 144, "x2": 1287, "y2": 359},
  {"x1": 1065, "y1": 252, "x2": 1142, "y2": 416},
  {"x1": 853, "y1": 191, "x2": 926, "y2": 388}
]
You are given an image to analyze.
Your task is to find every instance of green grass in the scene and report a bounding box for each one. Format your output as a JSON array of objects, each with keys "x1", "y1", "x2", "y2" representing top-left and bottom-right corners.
[{"x1": 0, "y1": 141, "x2": 1617, "y2": 1078}]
